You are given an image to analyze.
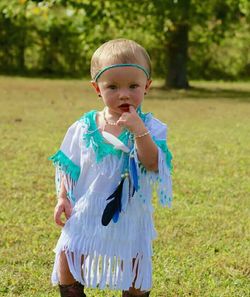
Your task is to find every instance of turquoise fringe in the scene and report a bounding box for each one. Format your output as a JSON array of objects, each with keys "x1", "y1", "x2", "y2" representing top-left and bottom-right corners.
[
  {"x1": 138, "y1": 139, "x2": 173, "y2": 174},
  {"x1": 80, "y1": 110, "x2": 127, "y2": 162},
  {"x1": 79, "y1": 109, "x2": 150, "y2": 163},
  {"x1": 154, "y1": 139, "x2": 173, "y2": 172},
  {"x1": 79, "y1": 109, "x2": 173, "y2": 170},
  {"x1": 48, "y1": 150, "x2": 80, "y2": 182}
]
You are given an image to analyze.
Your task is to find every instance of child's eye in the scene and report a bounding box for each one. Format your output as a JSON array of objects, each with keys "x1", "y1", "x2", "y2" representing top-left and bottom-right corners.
[
  {"x1": 107, "y1": 85, "x2": 117, "y2": 90},
  {"x1": 130, "y1": 84, "x2": 139, "y2": 89}
]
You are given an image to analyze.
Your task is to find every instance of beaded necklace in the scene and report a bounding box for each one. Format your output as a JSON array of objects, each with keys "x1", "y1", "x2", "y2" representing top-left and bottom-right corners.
[{"x1": 103, "y1": 108, "x2": 118, "y2": 126}]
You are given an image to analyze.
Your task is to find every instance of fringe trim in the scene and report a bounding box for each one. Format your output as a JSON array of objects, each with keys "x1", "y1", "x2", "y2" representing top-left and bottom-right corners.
[
  {"x1": 156, "y1": 147, "x2": 172, "y2": 207},
  {"x1": 134, "y1": 147, "x2": 172, "y2": 208},
  {"x1": 79, "y1": 110, "x2": 127, "y2": 163},
  {"x1": 153, "y1": 138, "x2": 173, "y2": 172},
  {"x1": 49, "y1": 150, "x2": 80, "y2": 182},
  {"x1": 52, "y1": 242, "x2": 152, "y2": 290},
  {"x1": 78, "y1": 110, "x2": 152, "y2": 163},
  {"x1": 51, "y1": 188, "x2": 155, "y2": 290}
]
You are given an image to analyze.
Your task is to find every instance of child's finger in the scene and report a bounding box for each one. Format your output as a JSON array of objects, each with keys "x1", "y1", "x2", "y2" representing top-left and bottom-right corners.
[
  {"x1": 129, "y1": 105, "x2": 136, "y2": 113},
  {"x1": 54, "y1": 214, "x2": 64, "y2": 227},
  {"x1": 116, "y1": 119, "x2": 126, "y2": 128},
  {"x1": 65, "y1": 203, "x2": 72, "y2": 220},
  {"x1": 54, "y1": 205, "x2": 65, "y2": 227}
]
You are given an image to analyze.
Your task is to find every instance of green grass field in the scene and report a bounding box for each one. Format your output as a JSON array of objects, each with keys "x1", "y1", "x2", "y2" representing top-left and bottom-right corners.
[{"x1": 0, "y1": 76, "x2": 249, "y2": 297}]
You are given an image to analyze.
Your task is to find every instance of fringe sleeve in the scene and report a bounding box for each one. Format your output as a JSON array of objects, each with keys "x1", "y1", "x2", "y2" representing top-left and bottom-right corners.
[
  {"x1": 49, "y1": 121, "x2": 82, "y2": 204},
  {"x1": 151, "y1": 118, "x2": 173, "y2": 207},
  {"x1": 134, "y1": 117, "x2": 173, "y2": 207}
]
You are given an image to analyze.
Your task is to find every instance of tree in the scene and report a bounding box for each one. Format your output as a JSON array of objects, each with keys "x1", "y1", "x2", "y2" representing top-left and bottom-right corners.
[
  {"x1": 0, "y1": 0, "x2": 249, "y2": 84},
  {"x1": 149, "y1": 0, "x2": 250, "y2": 88}
]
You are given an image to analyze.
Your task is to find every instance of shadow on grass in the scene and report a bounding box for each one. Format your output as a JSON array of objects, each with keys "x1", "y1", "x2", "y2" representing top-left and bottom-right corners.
[{"x1": 149, "y1": 84, "x2": 250, "y2": 102}]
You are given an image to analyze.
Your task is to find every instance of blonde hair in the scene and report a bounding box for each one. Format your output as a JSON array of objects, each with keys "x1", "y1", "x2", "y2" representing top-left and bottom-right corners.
[{"x1": 90, "y1": 39, "x2": 151, "y2": 80}]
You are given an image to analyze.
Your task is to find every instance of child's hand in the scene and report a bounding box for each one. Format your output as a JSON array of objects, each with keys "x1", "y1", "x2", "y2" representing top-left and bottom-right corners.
[
  {"x1": 117, "y1": 105, "x2": 147, "y2": 135},
  {"x1": 54, "y1": 197, "x2": 72, "y2": 227}
]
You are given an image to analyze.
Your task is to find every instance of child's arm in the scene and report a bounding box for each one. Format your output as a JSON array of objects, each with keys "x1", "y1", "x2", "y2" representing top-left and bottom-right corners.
[
  {"x1": 49, "y1": 121, "x2": 82, "y2": 226},
  {"x1": 117, "y1": 106, "x2": 158, "y2": 171},
  {"x1": 54, "y1": 177, "x2": 72, "y2": 227},
  {"x1": 134, "y1": 133, "x2": 158, "y2": 171}
]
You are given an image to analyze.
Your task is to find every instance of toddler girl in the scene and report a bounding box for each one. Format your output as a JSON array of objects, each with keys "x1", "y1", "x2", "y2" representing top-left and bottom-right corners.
[{"x1": 49, "y1": 38, "x2": 173, "y2": 297}]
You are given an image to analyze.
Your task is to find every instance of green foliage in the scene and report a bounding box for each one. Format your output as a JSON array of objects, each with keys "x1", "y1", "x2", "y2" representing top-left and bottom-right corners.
[
  {"x1": 188, "y1": 0, "x2": 250, "y2": 79},
  {"x1": 0, "y1": 0, "x2": 249, "y2": 79},
  {"x1": 0, "y1": 77, "x2": 250, "y2": 296}
]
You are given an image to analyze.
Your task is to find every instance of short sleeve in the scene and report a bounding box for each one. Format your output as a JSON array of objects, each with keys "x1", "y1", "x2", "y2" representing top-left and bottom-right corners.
[
  {"x1": 147, "y1": 117, "x2": 173, "y2": 207},
  {"x1": 49, "y1": 121, "x2": 82, "y2": 203},
  {"x1": 59, "y1": 122, "x2": 81, "y2": 168}
]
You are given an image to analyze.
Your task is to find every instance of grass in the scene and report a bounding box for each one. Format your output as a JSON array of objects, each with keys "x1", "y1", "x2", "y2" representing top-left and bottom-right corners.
[{"x1": 0, "y1": 76, "x2": 249, "y2": 297}]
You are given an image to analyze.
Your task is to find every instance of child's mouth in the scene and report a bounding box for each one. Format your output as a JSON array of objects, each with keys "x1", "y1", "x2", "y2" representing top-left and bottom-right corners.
[{"x1": 119, "y1": 104, "x2": 130, "y2": 112}]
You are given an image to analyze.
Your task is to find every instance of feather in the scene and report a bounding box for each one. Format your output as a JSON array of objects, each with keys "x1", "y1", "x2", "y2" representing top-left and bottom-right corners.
[
  {"x1": 121, "y1": 177, "x2": 129, "y2": 212},
  {"x1": 129, "y1": 154, "x2": 139, "y2": 192},
  {"x1": 112, "y1": 210, "x2": 120, "y2": 223},
  {"x1": 101, "y1": 131, "x2": 130, "y2": 153},
  {"x1": 101, "y1": 179, "x2": 124, "y2": 226}
]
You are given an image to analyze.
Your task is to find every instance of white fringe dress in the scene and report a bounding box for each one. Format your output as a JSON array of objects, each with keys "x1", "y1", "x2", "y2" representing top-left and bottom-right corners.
[{"x1": 49, "y1": 109, "x2": 173, "y2": 291}]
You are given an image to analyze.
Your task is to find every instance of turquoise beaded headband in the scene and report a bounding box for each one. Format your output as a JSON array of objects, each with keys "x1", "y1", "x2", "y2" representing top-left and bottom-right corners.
[{"x1": 93, "y1": 63, "x2": 150, "y2": 82}]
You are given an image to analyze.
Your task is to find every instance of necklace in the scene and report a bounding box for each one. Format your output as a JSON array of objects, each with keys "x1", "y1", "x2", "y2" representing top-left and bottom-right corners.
[{"x1": 103, "y1": 108, "x2": 118, "y2": 126}]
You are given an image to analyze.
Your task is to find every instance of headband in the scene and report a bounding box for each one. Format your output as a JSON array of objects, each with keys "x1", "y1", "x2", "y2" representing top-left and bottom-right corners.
[{"x1": 93, "y1": 63, "x2": 150, "y2": 82}]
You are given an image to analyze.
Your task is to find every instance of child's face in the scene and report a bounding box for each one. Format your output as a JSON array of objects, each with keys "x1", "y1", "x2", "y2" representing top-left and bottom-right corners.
[{"x1": 92, "y1": 66, "x2": 151, "y2": 115}]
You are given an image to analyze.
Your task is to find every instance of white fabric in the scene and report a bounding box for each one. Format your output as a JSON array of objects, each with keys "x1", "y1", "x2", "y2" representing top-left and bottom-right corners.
[
  {"x1": 51, "y1": 113, "x2": 172, "y2": 291},
  {"x1": 60, "y1": 121, "x2": 82, "y2": 166}
]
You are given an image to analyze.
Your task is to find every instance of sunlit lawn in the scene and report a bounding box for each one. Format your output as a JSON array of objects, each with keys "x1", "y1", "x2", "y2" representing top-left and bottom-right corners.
[{"x1": 0, "y1": 76, "x2": 249, "y2": 297}]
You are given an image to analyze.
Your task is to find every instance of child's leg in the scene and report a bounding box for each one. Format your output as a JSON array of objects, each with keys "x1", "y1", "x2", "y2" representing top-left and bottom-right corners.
[
  {"x1": 122, "y1": 257, "x2": 150, "y2": 296},
  {"x1": 57, "y1": 251, "x2": 86, "y2": 297},
  {"x1": 58, "y1": 251, "x2": 76, "y2": 285}
]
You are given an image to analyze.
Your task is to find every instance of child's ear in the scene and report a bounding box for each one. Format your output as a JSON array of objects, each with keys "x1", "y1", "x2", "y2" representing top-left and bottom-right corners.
[
  {"x1": 91, "y1": 81, "x2": 101, "y2": 96},
  {"x1": 145, "y1": 79, "x2": 152, "y2": 92}
]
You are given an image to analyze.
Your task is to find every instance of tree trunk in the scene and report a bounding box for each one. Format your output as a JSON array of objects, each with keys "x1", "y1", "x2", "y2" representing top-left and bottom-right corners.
[
  {"x1": 17, "y1": 4, "x2": 28, "y2": 73},
  {"x1": 18, "y1": 28, "x2": 26, "y2": 72},
  {"x1": 166, "y1": 22, "x2": 189, "y2": 89}
]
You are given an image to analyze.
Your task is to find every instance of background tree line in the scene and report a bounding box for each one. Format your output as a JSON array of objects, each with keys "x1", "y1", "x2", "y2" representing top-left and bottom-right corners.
[{"x1": 0, "y1": 0, "x2": 249, "y2": 88}]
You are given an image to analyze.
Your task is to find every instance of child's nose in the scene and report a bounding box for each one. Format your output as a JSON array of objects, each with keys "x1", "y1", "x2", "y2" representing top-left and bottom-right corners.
[{"x1": 119, "y1": 88, "x2": 130, "y2": 99}]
